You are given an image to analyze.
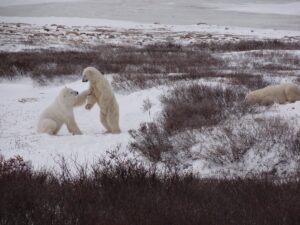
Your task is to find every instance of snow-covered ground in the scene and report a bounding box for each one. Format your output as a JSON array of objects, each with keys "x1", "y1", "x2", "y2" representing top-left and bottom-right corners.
[
  {"x1": 1, "y1": 1, "x2": 300, "y2": 176},
  {"x1": 0, "y1": 77, "x2": 163, "y2": 170},
  {"x1": 1, "y1": 18, "x2": 300, "y2": 53},
  {"x1": 1, "y1": 75, "x2": 300, "y2": 177}
]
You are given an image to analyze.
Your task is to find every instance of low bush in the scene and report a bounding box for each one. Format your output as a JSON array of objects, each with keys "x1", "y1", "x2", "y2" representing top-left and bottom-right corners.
[
  {"x1": 0, "y1": 45, "x2": 222, "y2": 79},
  {"x1": 229, "y1": 73, "x2": 270, "y2": 90},
  {"x1": 200, "y1": 117, "x2": 300, "y2": 172},
  {"x1": 193, "y1": 39, "x2": 300, "y2": 52},
  {"x1": 129, "y1": 122, "x2": 173, "y2": 163},
  {"x1": 0, "y1": 155, "x2": 300, "y2": 225},
  {"x1": 161, "y1": 83, "x2": 247, "y2": 132}
]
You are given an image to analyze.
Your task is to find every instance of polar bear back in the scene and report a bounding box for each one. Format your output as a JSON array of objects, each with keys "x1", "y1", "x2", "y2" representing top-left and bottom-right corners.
[
  {"x1": 245, "y1": 83, "x2": 300, "y2": 105},
  {"x1": 38, "y1": 99, "x2": 72, "y2": 125}
]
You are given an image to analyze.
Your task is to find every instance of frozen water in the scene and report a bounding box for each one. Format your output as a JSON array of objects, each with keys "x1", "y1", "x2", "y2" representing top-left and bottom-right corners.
[{"x1": 0, "y1": 0, "x2": 299, "y2": 30}]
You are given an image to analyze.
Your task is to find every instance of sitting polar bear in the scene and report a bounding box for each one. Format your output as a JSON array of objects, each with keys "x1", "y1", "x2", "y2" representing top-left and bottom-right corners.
[
  {"x1": 245, "y1": 83, "x2": 300, "y2": 106},
  {"x1": 82, "y1": 67, "x2": 121, "y2": 134},
  {"x1": 37, "y1": 87, "x2": 89, "y2": 135}
]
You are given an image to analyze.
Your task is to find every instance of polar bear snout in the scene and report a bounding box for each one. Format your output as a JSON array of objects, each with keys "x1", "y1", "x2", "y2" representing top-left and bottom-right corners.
[
  {"x1": 70, "y1": 90, "x2": 79, "y2": 95},
  {"x1": 82, "y1": 77, "x2": 88, "y2": 82}
]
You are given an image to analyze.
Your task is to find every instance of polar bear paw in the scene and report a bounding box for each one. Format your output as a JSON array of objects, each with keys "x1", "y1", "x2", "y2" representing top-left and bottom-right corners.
[{"x1": 85, "y1": 104, "x2": 93, "y2": 110}]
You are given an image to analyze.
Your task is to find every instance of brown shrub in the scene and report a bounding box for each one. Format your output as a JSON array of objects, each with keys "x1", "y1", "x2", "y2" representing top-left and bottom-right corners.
[
  {"x1": 161, "y1": 83, "x2": 247, "y2": 132},
  {"x1": 229, "y1": 73, "x2": 270, "y2": 90},
  {"x1": 0, "y1": 45, "x2": 222, "y2": 80},
  {"x1": 0, "y1": 155, "x2": 31, "y2": 176},
  {"x1": 112, "y1": 73, "x2": 166, "y2": 91},
  {"x1": 129, "y1": 122, "x2": 173, "y2": 163},
  {"x1": 2, "y1": 40, "x2": 298, "y2": 89},
  {"x1": 193, "y1": 39, "x2": 300, "y2": 52},
  {"x1": 0, "y1": 154, "x2": 300, "y2": 225}
]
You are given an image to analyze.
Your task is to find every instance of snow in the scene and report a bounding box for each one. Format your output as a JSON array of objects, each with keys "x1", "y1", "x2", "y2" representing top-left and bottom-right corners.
[
  {"x1": 0, "y1": 16, "x2": 141, "y2": 28},
  {"x1": 0, "y1": 77, "x2": 164, "y2": 170},
  {"x1": 215, "y1": 2, "x2": 300, "y2": 16},
  {"x1": 0, "y1": 0, "x2": 79, "y2": 7},
  {"x1": 186, "y1": 103, "x2": 300, "y2": 178},
  {"x1": 1, "y1": 16, "x2": 300, "y2": 39}
]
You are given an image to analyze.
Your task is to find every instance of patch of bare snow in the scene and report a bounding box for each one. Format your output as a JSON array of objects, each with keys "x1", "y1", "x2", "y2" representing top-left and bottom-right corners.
[
  {"x1": 215, "y1": 2, "x2": 300, "y2": 16},
  {"x1": 0, "y1": 0, "x2": 79, "y2": 7}
]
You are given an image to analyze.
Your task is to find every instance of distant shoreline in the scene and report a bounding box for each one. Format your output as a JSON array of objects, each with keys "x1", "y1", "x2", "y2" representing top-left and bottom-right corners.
[
  {"x1": 1, "y1": 16, "x2": 300, "y2": 40},
  {"x1": 0, "y1": 1, "x2": 299, "y2": 31}
]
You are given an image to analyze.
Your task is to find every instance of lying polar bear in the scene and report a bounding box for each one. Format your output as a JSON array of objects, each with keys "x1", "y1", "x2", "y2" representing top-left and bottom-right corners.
[
  {"x1": 82, "y1": 67, "x2": 121, "y2": 134},
  {"x1": 37, "y1": 87, "x2": 89, "y2": 135},
  {"x1": 245, "y1": 83, "x2": 300, "y2": 106}
]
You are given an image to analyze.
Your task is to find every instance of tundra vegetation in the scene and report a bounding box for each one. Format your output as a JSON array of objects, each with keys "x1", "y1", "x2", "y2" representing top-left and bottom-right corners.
[{"x1": 1, "y1": 37, "x2": 300, "y2": 225}]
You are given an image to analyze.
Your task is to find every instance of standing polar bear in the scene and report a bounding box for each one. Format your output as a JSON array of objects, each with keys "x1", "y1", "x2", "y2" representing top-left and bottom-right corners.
[
  {"x1": 245, "y1": 83, "x2": 300, "y2": 106},
  {"x1": 37, "y1": 87, "x2": 89, "y2": 135},
  {"x1": 82, "y1": 67, "x2": 121, "y2": 134}
]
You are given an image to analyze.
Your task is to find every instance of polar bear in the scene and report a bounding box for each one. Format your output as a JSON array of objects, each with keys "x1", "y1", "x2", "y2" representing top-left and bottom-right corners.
[
  {"x1": 82, "y1": 67, "x2": 121, "y2": 134},
  {"x1": 37, "y1": 87, "x2": 90, "y2": 135},
  {"x1": 245, "y1": 83, "x2": 300, "y2": 106}
]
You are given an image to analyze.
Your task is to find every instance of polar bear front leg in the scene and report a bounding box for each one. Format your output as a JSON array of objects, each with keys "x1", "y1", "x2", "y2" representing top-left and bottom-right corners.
[
  {"x1": 74, "y1": 89, "x2": 90, "y2": 107},
  {"x1": 66, "y1": 117, "x2": 82, "y2": 135},
  {"x1": 85, "y1": 94, "x2": 97, "y2": 110}
]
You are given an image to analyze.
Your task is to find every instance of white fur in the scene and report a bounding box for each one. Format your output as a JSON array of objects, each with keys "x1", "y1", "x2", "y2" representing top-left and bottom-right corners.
[
  {"x1": 37, "y1": 87, "x2": 89, "y2": 135},
  {"x1": 245, "y1": 83, "x2": 300, "y2": 106},
  {"x1": 82, "y1": 67, "x2": 121, "y2": 133}
]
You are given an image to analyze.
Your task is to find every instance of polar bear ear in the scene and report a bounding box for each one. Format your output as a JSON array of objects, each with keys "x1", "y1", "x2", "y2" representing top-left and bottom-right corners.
[{"x1": 61, "y1": 87, "x2": 69, "y2": 98}]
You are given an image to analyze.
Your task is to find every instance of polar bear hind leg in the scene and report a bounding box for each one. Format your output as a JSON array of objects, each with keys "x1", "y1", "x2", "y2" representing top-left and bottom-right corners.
[
  {"x1": 107, "y1": 112, "x2": 121, "y2": 134},
  {"x1": 100, "y1": 112, "x2": 112, "y2": 133},
  {"x1": 286, "y1": 89, "x2": 300, "y2": 103},
  {"x1": 38, "y1": 119, "x2": 59, "y2": 135},
  {"x1": 261, "y1": 97, "x2": 275, "y2": 106}
]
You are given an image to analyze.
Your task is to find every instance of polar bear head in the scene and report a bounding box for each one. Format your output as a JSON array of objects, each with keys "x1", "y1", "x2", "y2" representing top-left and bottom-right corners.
[
  {"x1": 58, "y1": 87, "x2": 79, "y2": 106},
  {"x1": 82, "y1": 67, "x2": 103, "y2": 83}
]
